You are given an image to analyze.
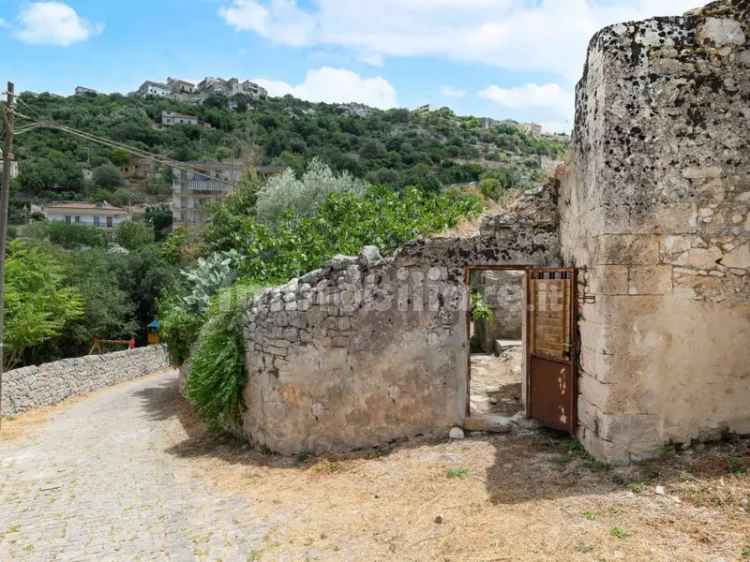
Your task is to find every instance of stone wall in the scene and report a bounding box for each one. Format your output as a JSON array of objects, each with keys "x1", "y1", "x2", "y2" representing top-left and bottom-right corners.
[
  {"x1": 241, "y1": 185, "x2": 560, "y2": 455},
  {"x1": 1, "y1": 346, "x2": 169, "y2": 417},
  {"x1": 560, "y1": 0, "x2": 750, "y2": 462},
  {"x1": 473, "y1": 270, "x2": 524, "y2": 352}
]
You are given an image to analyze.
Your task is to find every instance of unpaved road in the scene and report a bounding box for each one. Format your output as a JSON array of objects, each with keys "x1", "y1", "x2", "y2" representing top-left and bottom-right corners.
[{"x1": 1, "y1": 370, "x2": 749, "y2": 562}]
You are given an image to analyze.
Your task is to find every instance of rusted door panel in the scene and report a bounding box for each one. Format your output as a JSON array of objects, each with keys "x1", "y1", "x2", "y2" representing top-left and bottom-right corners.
[
  {"x1": 528, "y1": 356, "x2": 573, "y2": 431},
  {"x1": 527, "y1": 269, "x2": 577, "y2": 434}
]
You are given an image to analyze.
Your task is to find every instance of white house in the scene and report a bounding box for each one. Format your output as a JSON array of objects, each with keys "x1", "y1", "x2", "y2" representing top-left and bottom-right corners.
[
  {"x1": 161, "y1": 111, "x2": 199, "y2": 127},
  {"x1": 45, "y1": 201, "x2": 129, "y2": 229},
  {"x1": 136, "y1": 81, "x2": 171, "y2": 98}
]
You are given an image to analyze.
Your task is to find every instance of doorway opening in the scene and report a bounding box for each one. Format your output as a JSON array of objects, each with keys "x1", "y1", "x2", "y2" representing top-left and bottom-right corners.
[{"x1": 466, "y1": 268, "x2": 526, "y2": 419}]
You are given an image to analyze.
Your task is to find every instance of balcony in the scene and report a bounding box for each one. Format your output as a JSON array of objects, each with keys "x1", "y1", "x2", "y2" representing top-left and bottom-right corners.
[{"x1": 185, "y1": 178, "x2": 229, "y2": 194}]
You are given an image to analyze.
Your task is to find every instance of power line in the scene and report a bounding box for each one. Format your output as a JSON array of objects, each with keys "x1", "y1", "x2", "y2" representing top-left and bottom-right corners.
[
  {"x1": 13, "y1": 124, "x2": 42, "y2": 136},
  {"x1": 9, "y1": 109, "x2": 35, "y2": 122},
  {"x1": 13, "y1": 96, "x2": 40, "y2": 120},
  {"x1": 9, "y1": 111, "x2": 237, "y2": 185}
]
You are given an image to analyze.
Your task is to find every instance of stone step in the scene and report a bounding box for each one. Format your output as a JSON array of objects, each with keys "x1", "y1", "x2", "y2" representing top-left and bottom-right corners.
[
  {"x1": 463, "y1": 415, "x2": 513, "y2": 433},
  {"x1": 495, "y1": 339, "x2": 522, "y2": 354}
]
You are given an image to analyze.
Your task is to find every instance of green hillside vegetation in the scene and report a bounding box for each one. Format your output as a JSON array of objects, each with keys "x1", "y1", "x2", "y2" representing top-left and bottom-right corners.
[
  {"x1": 11, "y1": 90, "x2": 566, "y2": 205},
  {"x1": 6, "y1": 90, "x2": 564, "y2": 420}
]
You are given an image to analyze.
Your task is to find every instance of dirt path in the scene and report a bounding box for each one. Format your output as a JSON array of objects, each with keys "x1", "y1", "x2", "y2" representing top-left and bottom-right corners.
[
  {"x1": 470, "y1": 346, "x2": 523, "y2": 416},
  {"x1": 1, "y1": 371, "x2": 749, "y2": 561}
]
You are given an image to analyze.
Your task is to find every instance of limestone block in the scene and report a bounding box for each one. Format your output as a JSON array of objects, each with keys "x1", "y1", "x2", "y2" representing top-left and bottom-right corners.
[
  {"x1": 698, "y1": 18, "x2": 746, "y2": 47},
  {"x1": 579, "y1": 428, "x2": 625, "y2": 464},
  {"x1": 597, "y1": 413, "x2": 660, "y2": 443},
  {"x1": 580, "y1": 347, "x2": 617, "y2": 383},
  {"x1": 628, "y1": 266, "x2": 673, "y2": 295},
  {"x1": 682, "y1": 166, "x2": 723, "y2": 179},
  {"x1": 720, "y1": 242, "x2": 750, "y2": 269},
  {"x1": 588, "y1": 265, "x2": 628, "y2": 295},
  {"x1": 581, "y1": 295, "x2": 661, "y2": 326},
  {"x1": 673, "y1": 246, "x2": 723, "y2": 269},
  {"x1": 577, "y1": 395, "x2": 600, "y2": 433},
  {"x1": 595, "y1": 235, "x2": 659, "y2": 265},
  {"x1": 578, "y1": 372, "x2": 610, "y2": 412}
]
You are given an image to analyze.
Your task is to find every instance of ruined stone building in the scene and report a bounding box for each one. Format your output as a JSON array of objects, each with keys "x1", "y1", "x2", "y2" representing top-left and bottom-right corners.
[{"x1": 234, "y1": 0, "x2": 750, "y2": 463}]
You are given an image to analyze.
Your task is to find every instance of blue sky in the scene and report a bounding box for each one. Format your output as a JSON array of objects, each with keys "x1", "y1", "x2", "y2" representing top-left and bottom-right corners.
[{"x1": 1, "y1": 0, "x2": 702, "y2": 132}]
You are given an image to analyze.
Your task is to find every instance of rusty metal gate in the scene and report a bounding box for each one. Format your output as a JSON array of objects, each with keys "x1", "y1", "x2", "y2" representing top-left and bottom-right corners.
[{"x1": 526, "y1": 268, "x2": 577, "y2": 434}]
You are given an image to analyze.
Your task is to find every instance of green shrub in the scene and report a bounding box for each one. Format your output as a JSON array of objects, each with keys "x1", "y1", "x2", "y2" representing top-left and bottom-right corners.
[
  {"x1": 479, "y1": 178, "x2": 503, "y2": 201},
  {"x1": 255, "y1": 158, "x2": 366, "y2": 224},
  {"x1": 205, "y1": 185, "x2": 483, "y2": 283},
  {"x1": 470, "y1": 291, "x2": 494, "y2": 322},
  {"x1": 159, "y1": 304, "x2": 204, "y2": 366},
  {"x1": 180, "y1": 251, "x2": 239, "y2": 315},
  {"x1": 47, "y1": 223, "x2": 108, "y2": 249},
  {"x1": 114, "y1": 221, "x2": 154, "y2": 251},
  {"x1": 185, "y1": 284, "x2": 261, "y2": 429}
]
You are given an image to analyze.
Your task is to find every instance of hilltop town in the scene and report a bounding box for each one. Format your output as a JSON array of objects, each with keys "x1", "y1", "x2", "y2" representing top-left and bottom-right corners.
[
  {"x1": 76, "y1": 76, "x2": 269, "y2": 103},
  {"x1": 10, "y1": 80, "x2": 565, "y2": 229}
]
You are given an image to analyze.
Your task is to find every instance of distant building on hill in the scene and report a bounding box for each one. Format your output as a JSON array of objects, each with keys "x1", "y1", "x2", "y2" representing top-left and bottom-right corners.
[
  {"x1": 119, "y1": 158, "x2": 155, "y2": 180},
  {"x1": 134, "y1": 77, "x2": 268, "y2": 102},
  {"x1": 135, "y1": 81, "x2": 171, "y2": 98},
  {"x1": 519, "y1": 122, "x2": 543, "y2": 136},
  {"x1": 171, "y1": 161, "x2": 243, "y2": 228},
  {"x1": 161, "y1": 111, "x2": 199, "y2": 127},
  {"x1": 171, "y1": 162, "x2": 286, "y2": 228},
  {"x1": 166, "y1": 78, "x2": 196, "y2": 95},
  {"x1": 44, "y1": 201, "x2": 129, "y2": 229},
  {"x1": 74, "y1": 86, "x2": 98, "y2": 96}
]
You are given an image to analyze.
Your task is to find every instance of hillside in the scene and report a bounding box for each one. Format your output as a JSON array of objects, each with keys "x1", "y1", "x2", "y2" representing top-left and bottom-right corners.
[{"x1": 10, "y1": 90, "x2": 567, "y2": 208}]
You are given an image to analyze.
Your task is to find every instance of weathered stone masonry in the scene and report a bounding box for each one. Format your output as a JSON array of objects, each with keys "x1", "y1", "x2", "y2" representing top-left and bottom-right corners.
[
  {"x1": 242, "y1": 187, "x2": 560, "y2": 455},
  {"x1": 1, "y1": 346, "x2": 169, "y2": 417},
  {"x1": 560, "y1": 0, "x2": 750, "y2": 461},
  {"x1": 236, "y1": 0, "x2": 750, "y2": 462}
]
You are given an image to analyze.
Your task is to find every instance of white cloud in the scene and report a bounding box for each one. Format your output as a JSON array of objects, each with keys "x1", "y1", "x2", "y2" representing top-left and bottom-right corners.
[
  {"x1": 480, "y1": 82, "x2": 574, "y2": 132},
  {"x1": 219, "y1": 0, "x2": 268, "y2": 32},
  {"x1": 440, "y1": 86, "x2": 466, "y2": 98},
  {"x1": 218, "y1": 0, "x2": 700, "y2": 80},
  {"x1": 220, "y1": 0, "x2": 315, "y2": 46},
  {"x1": 480, "y1": 83, "x2": 568, "y2": 111},
  {"x1": 254, "y1": 67, "x2": 397, "y2": 109},
  {"x1": 15, "y1": 2, "x2": 102, "y2": 46},
  {"x1": 221, "y1": 0, "x2": 701, "y2": 131},
  {"x1": 358, "y1": 52, "x2": 384, "y2": 67}
]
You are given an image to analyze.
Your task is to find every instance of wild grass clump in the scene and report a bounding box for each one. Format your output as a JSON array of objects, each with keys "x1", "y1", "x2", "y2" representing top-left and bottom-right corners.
[{"x1": 185, "y1": 283, "x2": 262, "y2": 430}]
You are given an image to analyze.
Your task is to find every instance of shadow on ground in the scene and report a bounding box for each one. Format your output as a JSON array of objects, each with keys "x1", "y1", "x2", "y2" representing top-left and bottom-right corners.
[{"x1": 135, "y1": 373, "x2": 750, "y2": 509}]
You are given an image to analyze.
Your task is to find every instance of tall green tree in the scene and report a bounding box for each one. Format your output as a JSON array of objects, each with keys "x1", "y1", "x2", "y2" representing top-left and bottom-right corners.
[
  {"x1": 4, "y1": 241, "x2": 84, "y2": 369},
  {"x1": 115, "y1": 221, "x2": 154, "y2": 251}
]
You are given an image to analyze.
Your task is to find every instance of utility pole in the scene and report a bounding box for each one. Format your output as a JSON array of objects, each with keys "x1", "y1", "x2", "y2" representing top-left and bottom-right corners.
[{"x1": 0, "y1": 81, "x2": 14, "y2": 430}]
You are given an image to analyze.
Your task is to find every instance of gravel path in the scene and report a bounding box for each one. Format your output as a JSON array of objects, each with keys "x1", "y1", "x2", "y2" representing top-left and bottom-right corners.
[{"x1": 0, "y1": 370, "x2": 265, "y2": 562}]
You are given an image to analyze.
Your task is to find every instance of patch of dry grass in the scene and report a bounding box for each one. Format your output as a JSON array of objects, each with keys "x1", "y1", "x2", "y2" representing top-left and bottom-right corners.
[{"x1": 165, "y1": 397, "x2": 750, "y2": 562}]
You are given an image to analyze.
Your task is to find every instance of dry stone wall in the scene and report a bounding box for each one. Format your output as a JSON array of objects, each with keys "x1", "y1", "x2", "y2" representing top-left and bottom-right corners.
[
  {"x1": 1, "y1": 346, "x2": 169, "y2": 417},
  {"x1": 560, "y1": 0, "x2": 750, "y2": 462},
  {"x1": 241, "y1": 185, "x2": 560, "y2": 455}
]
